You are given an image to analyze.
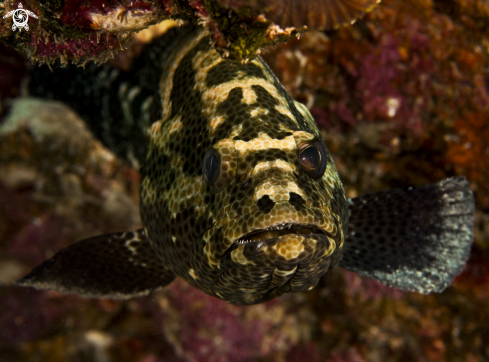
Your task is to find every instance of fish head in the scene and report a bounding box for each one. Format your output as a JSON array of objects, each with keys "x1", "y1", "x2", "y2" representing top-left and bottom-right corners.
[
  {"x1": 139, "y1": 34, "x2": 348, "y2": 304},
  {"x1": 199, "y1": 101, "x2": 349, "y2": 305}
]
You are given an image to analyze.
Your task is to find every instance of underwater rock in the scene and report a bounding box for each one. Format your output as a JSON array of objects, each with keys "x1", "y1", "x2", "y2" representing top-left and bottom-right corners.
[
  {"x1": 1, "y1": 0, "x2": 489, "y2": 361},
  {"x1": 156, "y1": 280, "x2": 306, "y2": 362},
  {"x1": 224, "y1": 0, "x2": 381, "y2": 31},
  {"x1": 0, "y1": 0, "x2": 169, "y2": 65},
  {"x1": 0, "y1": 0, "x2": 381, "y2": 63},
  {"x1": 0, "y1": 98, "x2": 141, "y2": 268}
]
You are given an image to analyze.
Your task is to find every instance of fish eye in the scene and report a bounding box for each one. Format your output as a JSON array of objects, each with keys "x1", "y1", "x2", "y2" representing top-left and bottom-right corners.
[
  {"x1": 297, "y1": 141, "x2": 327, "y2": 179},
  {"x1": 202, "y1": 149, "x2": 220, "y2": 184},
  {"x1": 202, "y1": 139, "x2": 237, "y2": 192}
]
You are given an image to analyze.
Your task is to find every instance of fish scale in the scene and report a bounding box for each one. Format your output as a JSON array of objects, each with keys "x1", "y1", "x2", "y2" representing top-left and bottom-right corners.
[{"x1": 19, "y1": 25, "x2": 475, "y2": 305}]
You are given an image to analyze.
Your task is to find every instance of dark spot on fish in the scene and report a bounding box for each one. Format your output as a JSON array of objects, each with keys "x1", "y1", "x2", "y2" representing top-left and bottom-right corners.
[
  {"x1": 257, "y1": 195, "x2": 275, "y2": 214},
  {"x1": 289, "y1": 192, "x2": 306, "y2": 211}
]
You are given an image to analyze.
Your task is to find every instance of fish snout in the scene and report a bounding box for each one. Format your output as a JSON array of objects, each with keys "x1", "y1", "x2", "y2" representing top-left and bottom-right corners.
[{"x1": 253, "y1": 174, "x2": 309, "y2": 214}]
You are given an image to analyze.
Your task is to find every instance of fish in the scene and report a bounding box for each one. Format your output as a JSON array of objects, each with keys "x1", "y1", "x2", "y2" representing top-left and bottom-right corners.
[{"x1": 18, "y1": 25, "x2": 475, "y2": 305}]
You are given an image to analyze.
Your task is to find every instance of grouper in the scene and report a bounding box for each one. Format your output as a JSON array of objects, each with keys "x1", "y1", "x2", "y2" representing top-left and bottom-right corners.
[{"x1": 18, "y1": 26, "x2": 475, "y2": 305}]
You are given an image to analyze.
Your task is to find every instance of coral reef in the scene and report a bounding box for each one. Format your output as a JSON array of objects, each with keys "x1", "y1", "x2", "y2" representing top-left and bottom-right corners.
[
  {"x1": 0, "y1": 0, "x2": 169, "y2": 65},
  {"x1": 0, "y1": 0, "x2": 489, "y2": 361},
  {"x1": 0, "y1": 0, "x2": 381, "y2": 63},
  {"x1": 224, "y1": 0, "x2": 380, "y2": 31},
  {"x1": 263, "y1": 0, "x2": 489, "y2": 207}
]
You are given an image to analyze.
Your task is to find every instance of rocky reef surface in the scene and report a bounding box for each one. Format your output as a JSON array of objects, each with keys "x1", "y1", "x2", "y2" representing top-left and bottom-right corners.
[
  {"x1": 0, "y1": 0, "x2": 379, "y2": 62},
  {"x1": 1, "y1": 0, "x2": 489, "y2": 361}
]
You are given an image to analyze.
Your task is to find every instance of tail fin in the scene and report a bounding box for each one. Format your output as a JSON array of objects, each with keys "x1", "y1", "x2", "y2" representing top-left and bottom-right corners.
[{"x1": 339, "y1": 177, "x2": 475, "y2": 294}]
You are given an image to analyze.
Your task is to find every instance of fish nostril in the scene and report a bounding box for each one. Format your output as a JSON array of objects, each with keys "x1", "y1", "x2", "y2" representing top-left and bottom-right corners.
[
  {"x1": 257, "y1": 195, "x2": 275, "y2": 214},
  {"x1": 289, "y1": 192, "x2": 306, "y2": 211}
]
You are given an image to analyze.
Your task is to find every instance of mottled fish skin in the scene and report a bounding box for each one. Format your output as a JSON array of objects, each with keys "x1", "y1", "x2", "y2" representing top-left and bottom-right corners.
[
  {"x1": 340, "y1": 177, "x2": 475, "y2": 294},
  {"x1": 139, "y1": 28, "x2": 347, "y2": 304},
  {"x1": 19, "y1": 26, "x2": 474, "y2": 304}
]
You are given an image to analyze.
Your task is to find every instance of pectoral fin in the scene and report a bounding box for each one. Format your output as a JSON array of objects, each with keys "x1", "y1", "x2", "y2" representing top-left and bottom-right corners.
[
  {"x1": 339, "y1": 177, "x2": 475, "y2": 294},
  {"x1": 16, "y1": 229, "x2": 175, "y2": 299}
]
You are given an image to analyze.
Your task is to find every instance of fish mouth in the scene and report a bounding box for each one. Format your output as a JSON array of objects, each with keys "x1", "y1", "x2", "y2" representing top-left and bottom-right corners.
[
  {"x1": 222, "y1": 223, "x2": 328, "y2": 258},
  {"x1": 218, "y1": 222, "x2": 339, "y2": 303},
  {"x1": 218, "y1": 213, "x2": 339, "y2": 263},
  {"x1": 235, "y1": 223, "x2": 327, "y2": 245}
]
